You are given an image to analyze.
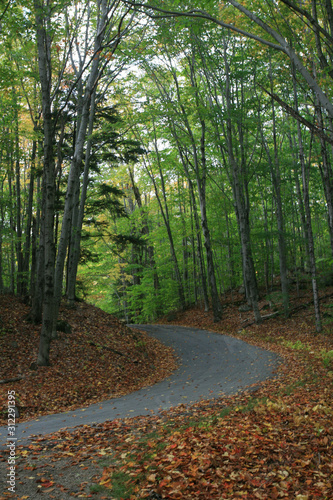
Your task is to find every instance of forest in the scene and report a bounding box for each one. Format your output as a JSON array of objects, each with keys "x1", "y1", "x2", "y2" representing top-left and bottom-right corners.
[{"x1": 1, "y1": 0, "x2": 333, "y2": 367}]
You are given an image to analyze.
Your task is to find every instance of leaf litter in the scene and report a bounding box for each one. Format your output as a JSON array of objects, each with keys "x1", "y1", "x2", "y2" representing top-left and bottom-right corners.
[
  {"x1": 0, "y1": 295, "x2": 177, "y2": 424},
  {"x1": 1, "y1": 286, "x2": 333, "y2": 499}
]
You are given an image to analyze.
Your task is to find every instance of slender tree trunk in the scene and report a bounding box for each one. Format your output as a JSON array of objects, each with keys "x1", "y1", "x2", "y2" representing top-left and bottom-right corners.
[
  {"x1": 197, "y1": 177, "x2": 222, "y2": 321},
  {"x1": 179, "y1": 178, "x2": 190, "y2": 302},
  {"x1": 196, "y1": 120, "x2": 222, "y2": 321},
  {"x1": 188, "y1": 189, "x2": 198, "y2": 304},
  {"x1": 14, "y1": 105, "x2": 24, "y2": 296},
  {"x1": 185, "y1": 54, "x2": 222, "y2": 321},
  {"x1": 8, "y1": 152, "x2": 15, "y2": 293},
  {"x1": 149, "y1": 52, "x2": 221, "y2": 318},
  {"x1": 256, "y1": 175, "x2": 271, "y2": 293},
  {"x1": 22, "y1": 141, "x2": 37, "y2": 298},
  {"x1": 127, "y1": 166, "x2": 161, "y2": 305},
  {"x1": 142, "y1": 147, "x2": 186, "y2": 311},
  {"x1": 30, "y1": 175, "x2": 44, "y2": 323},
  {"x1": 67, "y1": 91, "x2": 96, "y2": 307},
  {"x1": 35, "y1": 0, "x2": 56, "y2": 365},
  {"x1": 292, "y1": 66, "x2": 321, "y2": 332},
  {"x1": 268, "y1": 66, "x2": 290, "y2": 316},
  {"x1": 316, "y1": 107, "x2": 333, "y2": 258},
  {"x1": 188, "y1": 178, "x2": 209, "y2": 311},
  {"x1": 224, "y1": 203, "x2": 236, "y2": 291},
  {"x1": 222, "y1": 38, "x2": 261, "y2": 323},
  {"x1": 259, "y1": 120, "x2": 289, "y2": 315},
  {"x1": 288, "y1": 131, "x2": 310, "y2": 269}
]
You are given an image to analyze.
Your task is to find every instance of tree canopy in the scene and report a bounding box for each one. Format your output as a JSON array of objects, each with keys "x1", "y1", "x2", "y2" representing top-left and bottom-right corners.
[{"x1": 1, "y1": 0, "x2": 333, "y2": 364}]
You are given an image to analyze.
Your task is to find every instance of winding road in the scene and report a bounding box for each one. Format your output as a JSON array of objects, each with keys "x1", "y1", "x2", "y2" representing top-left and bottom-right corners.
[{"x1": 0, "y1": 325, "x2": 281, "y2": 448}]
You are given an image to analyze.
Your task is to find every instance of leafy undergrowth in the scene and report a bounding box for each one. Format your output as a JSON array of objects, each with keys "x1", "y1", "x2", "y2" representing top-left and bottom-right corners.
[
  {"x1": 1, "y1": 286, "x2": 333, "y2": 499},
  {"x1": 0, "y1": 295, "x2": 177, "y2": 424}
]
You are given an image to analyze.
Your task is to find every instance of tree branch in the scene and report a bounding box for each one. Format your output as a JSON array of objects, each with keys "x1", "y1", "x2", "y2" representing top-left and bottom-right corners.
[
  {"x1": 0, "y1": 0, "x2": 11, "y2": 24},
  {"x1": 122, "y1": 0, "x2": 333, "y2": 120},
  {"x1": 122, "y1": 1, "x2": 284, "y2": 50},
  {"x1": 280, "y1": 0, "x2": 333, "y2": 46},
  {"x1": 258, "y1": 84, "x2": 333, "y2": 146},
  {"x1": 0, "y1": 376, "x2": 23, "y2": 385}
]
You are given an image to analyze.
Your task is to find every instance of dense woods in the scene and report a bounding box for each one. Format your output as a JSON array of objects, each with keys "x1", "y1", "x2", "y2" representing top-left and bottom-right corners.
[{"x1": 1, "y1": 0, "x2": 333, "y2": 364}]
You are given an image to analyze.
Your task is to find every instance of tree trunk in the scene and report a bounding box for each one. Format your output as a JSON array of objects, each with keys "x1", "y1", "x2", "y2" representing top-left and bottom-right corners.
[
  {"x1": 164, "y1": 56, "x2": 221, "y2": 319},
  {"x1": 67, "y1": 91, "x2": 96, "y2": 307},
  {"x1": 197, "y1": 177, "x2": 222, "y2": 321},
  {"x1": 14, "y1": 104, "x2": 24, "y2": 296},
  {"x1": 196, "y1": 119, "x2": 222, "y2": 322},
  {"x1": 256, "y1": 174, "x2": 271, "y2": 294},
  {"x1": 8, "y1": 153, "x2": 15, "y2": 293},
  {"x1": 259, "y1": 113, "x2": 289, "y2": 314},
  {"x1": 22, "y1": 141, "x2": 37, "y2": 298},
  {"x1": 292, "y1": 66, "x2": 322, "y2": 332},
  {"x1": 316, "y1": 108, "x2": 333, "y2": 258},
  {"x1": 128, "y1": 165, "x2": 160, "y2": 296},
  {"x1": 53, "y1": 0, "x2": 111, "y2": 331},
  {"x1": 188, "y1": 178, "x2": 209, "y2": 311},
  {"x1": 288, "y1": 131, "x2": 310, "y2": 269},
  {"x1": 268, "y1": 66, "x2": 289, "y2": 316},
  {"x1": 223, "y1": 37, "x2": 261, "y2": 324},
  {"x1": 30, "y1": 175, "x2": 44, "y2": 324},
  {"x1": 34, "y1": 0, "x2": 56, "y2": 365},
  {"x1": 142, "y1": 139, "x2": 186, "y2": 311}
]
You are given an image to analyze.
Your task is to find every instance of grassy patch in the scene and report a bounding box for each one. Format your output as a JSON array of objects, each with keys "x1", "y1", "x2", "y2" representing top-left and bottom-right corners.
[
  {"x1": 281, "y1": 339, "x2": 311, "y2": 351},
  {"x1": 109, "y1": 471, "x2": 134, "y2": 499},
  {"x1": 90, "y1": 470, "x2": 134, "y2": 499},
  {"x1": 320, "y1": 349, "x2": 333, "y2": 369},
  {"x1": 90, "y1": 483, "x2": 110, "y2": 495},
  {"x1": 233, "y1": 396, "x2": 268, "y2": 414}
]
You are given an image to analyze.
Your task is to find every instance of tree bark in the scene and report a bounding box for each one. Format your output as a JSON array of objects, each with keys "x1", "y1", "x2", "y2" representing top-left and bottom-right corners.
[
  {"x1": 34, "y1": 0, "x2": 56, "y2": 365},
  {"x1": 259, "y1": 85, "x2": 289, "y2": 315},
  {"x1": 13, "y1": 95, "x2": 24, "y2": 296},
  {"x1": 222, "y1": 37, "x2": 261, "y2": 324},
  {"x1": 30, "y1": 175, "x2": 44, "y2": 324},
  {"x1": 22, "y1": 141, "x2": 37, "y2": 298},
  {"x1": 188, "y1": 178, "x2": 209, "y2": 311},
  {"x1": 149, "y1": 129, "x2": 186, "y2": 311},
  {"x1": 66, "y1": 91, "x2": 96, "y2": 307},
  {"x1": 292, "y1": 66, "x2": 322, "y2": 332}
]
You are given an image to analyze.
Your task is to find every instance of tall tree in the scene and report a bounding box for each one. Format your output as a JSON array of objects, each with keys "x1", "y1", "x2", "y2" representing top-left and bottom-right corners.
[{"x1": 33, "y1": 0, "x2": 135, "y2": 365}]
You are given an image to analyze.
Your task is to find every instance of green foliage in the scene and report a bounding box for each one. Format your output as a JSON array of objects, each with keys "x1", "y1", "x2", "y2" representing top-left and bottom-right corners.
[
  {"x1": 281, "y1": 340, "x2": 311, "y2": 351},
  {"x1": 1, "y1": 0, "x2": 333, "y2": 332},
  {"x1": 320, "y1": 350, "x2": 333, "y2": 369}
]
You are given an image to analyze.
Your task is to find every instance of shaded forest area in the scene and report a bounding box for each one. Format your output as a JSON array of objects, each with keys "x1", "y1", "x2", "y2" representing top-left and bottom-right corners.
[{"x1": 1, "y1": 0, "x2": 333, "y2": 366}]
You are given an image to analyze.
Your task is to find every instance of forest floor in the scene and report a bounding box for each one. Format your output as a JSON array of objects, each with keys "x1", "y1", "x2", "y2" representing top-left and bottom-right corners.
[
  {"x1": 1, "y1": 284, "x2": 333, "y2": 499},
  {"x1": 0, "y1": 296, "x2": 177, "y2": 425}
]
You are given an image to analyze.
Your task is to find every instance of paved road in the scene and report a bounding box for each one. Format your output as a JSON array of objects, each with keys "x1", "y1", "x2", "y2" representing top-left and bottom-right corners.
[{"x1": 0, "y1": 325, "x2": 281, "y2": 449}]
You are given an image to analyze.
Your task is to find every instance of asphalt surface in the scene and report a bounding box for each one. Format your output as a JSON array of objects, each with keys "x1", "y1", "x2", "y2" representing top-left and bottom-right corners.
[{"x1": 0, "y1": 325, "x2": 281, "y2": 449}]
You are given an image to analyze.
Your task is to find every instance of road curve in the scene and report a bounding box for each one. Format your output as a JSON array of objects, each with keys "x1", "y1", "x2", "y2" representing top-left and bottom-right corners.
[{"x1": 0, "y1": 325, "x2": 281, "y2": 448}]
